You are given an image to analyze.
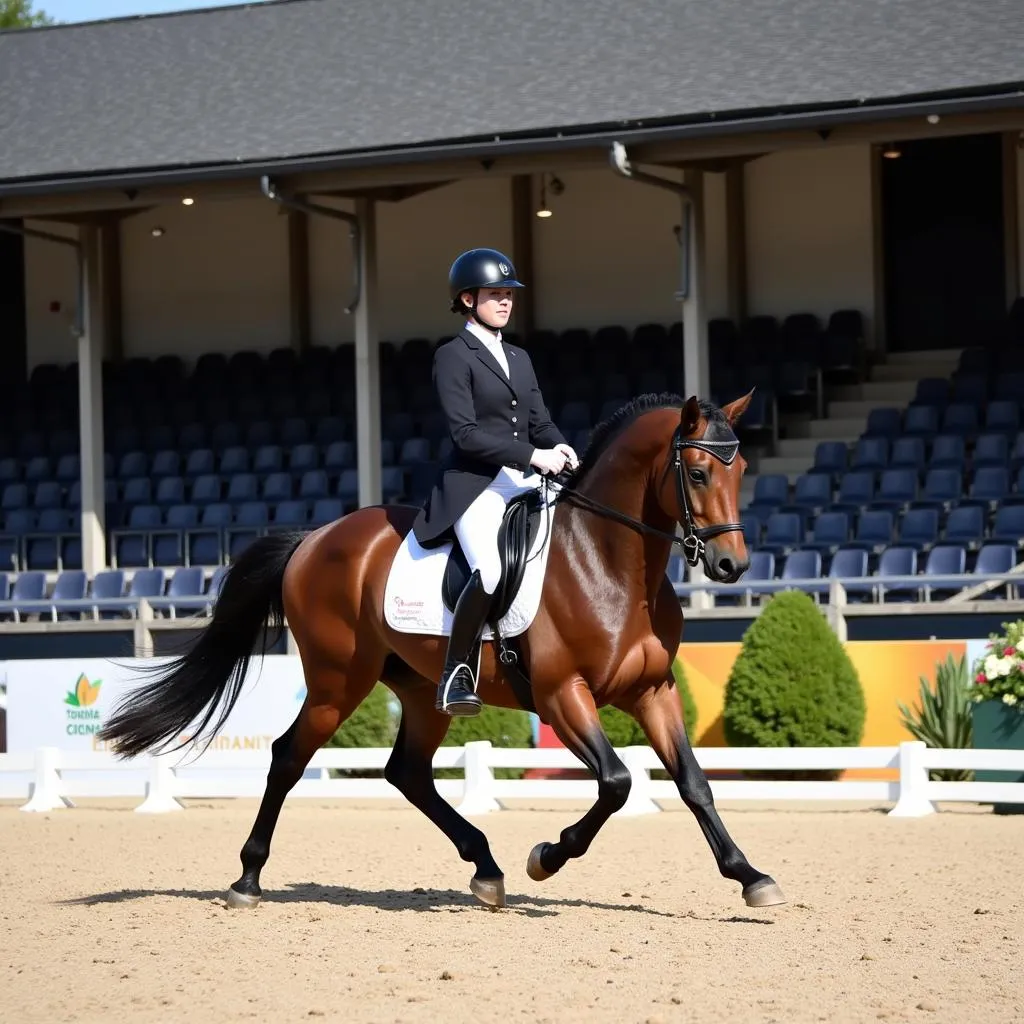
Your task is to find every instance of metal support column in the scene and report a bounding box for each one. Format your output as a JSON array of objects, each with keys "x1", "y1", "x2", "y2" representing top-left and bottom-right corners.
[
  {"x1": 354, "y1": 198, "x2": 382, "y2": 508},
  {"x1": 79, "y1": 226, "x2": 107, "y2": 574},
  {"x1": 609, "y1": 142, "x2": 710, "y2": 399}
]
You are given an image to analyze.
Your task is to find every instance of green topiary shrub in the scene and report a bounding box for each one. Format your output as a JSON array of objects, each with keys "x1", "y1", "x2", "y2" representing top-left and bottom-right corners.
[{"x1": 723, "y1": 591, "x2": 865, "y2": 778}]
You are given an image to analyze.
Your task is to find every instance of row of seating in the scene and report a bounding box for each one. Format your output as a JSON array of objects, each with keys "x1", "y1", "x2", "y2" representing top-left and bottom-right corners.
[
  {"x1": 687, "y1": 543, "x2": 1019, "y2": 605},
  {"x1": 808, "y1": 435, "x2": 1024, "y2": 479},
  {"x1": 862, "y1": 400, "x2": 1024, "y2": 441},
  {"x1": 746, "y1": 465, "x2": 1024, "y2": 523},
  {"x1": 0, "y1": 566, "x2": 225, "y2": 622},
  {"x1": 744, "y1": 505, "x2": 1024, "y2": 559}
]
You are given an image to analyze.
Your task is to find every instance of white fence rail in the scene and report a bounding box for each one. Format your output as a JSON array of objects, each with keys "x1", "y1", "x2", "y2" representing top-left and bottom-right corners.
[{"x1": 1, "y1": 741, "x2": 1022, "y2": 818}]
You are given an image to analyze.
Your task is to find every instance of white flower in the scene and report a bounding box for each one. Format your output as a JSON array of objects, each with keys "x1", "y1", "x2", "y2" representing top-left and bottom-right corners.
[
  {"x1": 1002, "y1": 694, "x2": 1018, "y2": 706},
  {"x1": 1016, "y1": 638, "x2": 1024, "y2": 654},
  {"x1": 983, "y1": 654, "x2": 1000, "y2": 679}
]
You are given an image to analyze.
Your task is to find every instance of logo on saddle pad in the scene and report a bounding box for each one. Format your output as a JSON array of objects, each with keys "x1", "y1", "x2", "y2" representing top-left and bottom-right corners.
[{"x1": 390, "y1": 594, "x2": 426, "y2": 623}]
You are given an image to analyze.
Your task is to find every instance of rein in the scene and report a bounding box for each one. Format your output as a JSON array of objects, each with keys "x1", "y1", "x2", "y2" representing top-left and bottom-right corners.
[{"x1": 551, "y1": 426, "x2": 744, "y2": 573}]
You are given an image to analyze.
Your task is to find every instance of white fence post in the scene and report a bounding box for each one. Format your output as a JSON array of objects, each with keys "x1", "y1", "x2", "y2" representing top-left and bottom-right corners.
[
  {"x1": 135, "y1": 753, "x2": 184, "y2": 814},
  {"x1": 456, "y1": 740, "x2": 500, "y2": 815},
  {"x1": 615, "y1": 746, "x2": 661, "y2": 816},
  {"x1": 888, "y1": 741, "x2": 936, "y2": 817},
  {"x1": 20, "y1": 746, "x2": 72, "y2": 812}
]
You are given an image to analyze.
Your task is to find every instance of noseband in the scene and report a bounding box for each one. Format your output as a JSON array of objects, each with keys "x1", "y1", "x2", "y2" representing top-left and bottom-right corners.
[{"x1": 554, "y1": 423, "x2": 745, "y2": 576}]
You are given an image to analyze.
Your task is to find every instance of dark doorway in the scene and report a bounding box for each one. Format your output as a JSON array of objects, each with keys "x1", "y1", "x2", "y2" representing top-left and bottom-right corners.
[
  {"x1": 0, "y1": 223, "x2": 28, "y2": 386},
  {"x1": 881, "y1": 133, "x2": 1006, "y2": 352}
]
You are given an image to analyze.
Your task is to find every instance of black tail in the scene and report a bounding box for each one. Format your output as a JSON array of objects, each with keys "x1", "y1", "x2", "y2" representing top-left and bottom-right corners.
[{"x1": 98, "y1": 532, "x2": 306, "y2": 759}]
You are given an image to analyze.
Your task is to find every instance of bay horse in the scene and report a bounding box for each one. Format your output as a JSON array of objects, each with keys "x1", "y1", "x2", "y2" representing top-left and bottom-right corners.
[{"x1": 98, "y1": 390, "x2": 786, "y2": 912}]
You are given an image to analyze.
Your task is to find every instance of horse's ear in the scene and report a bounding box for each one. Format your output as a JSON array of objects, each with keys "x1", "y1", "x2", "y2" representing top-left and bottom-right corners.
[
  {"x1": 680, "y1": 395, "x2": 702, "y2": 436},
  {"x1": 721, "y1": 388, "x2": 755, "y2": 427}
]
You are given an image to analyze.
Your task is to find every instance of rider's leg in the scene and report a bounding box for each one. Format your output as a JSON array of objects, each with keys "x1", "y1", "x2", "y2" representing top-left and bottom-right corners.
[{"x1": 436, "y1": 486, "x2": 505, "y2": 717}]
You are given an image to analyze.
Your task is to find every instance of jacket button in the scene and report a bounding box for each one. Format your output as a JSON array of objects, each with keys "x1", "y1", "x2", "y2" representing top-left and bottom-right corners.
[
  {"x1": 511, "y1": 400, "x2": 517, "y2": 407},
  {"x1": 513, "y1": 431, "x2": 518, "y2": 437},
  {"x1": 511, "y1": 416, "x2": 517, "y2": 423}
]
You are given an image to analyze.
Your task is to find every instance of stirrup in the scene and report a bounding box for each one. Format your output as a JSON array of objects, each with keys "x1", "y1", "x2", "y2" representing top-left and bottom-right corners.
[{"x1": 435, "y1": 662, "x2": 482, "y2": 717}]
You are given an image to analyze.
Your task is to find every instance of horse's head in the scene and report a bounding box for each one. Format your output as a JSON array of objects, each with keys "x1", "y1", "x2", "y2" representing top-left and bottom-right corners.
[{"x1": 654, "y1": 391, "x2": 753, "y2": 584}]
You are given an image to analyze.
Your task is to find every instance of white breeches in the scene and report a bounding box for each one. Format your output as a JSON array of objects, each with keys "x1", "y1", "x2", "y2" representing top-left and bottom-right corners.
[{"x1": 453, "y1": 467, "x2": 542, "y2": 594}]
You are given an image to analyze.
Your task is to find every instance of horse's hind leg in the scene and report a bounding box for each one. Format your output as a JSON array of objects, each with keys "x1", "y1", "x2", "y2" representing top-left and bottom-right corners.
[
  {"x1": 382, "y1": 670, "x2": 505, "y2": 908},
  {"x1": 226, "y1": 662, "x2": 377, "y2": 908}
]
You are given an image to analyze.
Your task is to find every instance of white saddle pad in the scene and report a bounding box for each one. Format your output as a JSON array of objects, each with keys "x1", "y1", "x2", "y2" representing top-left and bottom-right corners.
[{"x1": 384, "y1": 492, "x2": 558, "y2": 639}]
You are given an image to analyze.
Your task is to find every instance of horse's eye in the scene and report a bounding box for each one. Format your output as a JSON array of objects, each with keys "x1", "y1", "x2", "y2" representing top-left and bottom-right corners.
[{"x1": 688, "y1": 469, "x2": 706, "y2": 486}]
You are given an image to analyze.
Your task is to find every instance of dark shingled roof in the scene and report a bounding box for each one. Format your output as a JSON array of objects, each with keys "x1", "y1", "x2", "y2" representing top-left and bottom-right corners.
[{"x1": 1, "y1": 0, "x2": 1022, "y2": 189}]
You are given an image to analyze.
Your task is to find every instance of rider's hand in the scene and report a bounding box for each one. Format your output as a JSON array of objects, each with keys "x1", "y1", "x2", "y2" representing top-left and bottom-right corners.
[
  {"x1": 554, "y1": 443, "x2": 579, "y2": 471},
  {"x1": 530, "y1": 448, "x2": 569, "y2": 476}
]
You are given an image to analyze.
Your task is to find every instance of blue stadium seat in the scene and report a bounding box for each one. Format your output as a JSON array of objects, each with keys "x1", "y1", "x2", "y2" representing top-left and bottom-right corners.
[
  {"x1": 923, "y1": 544, "x2": 967, "y2": 599},
  {"x1": 758, "y1": 512, "x2": 802, "y2": 556},
  {"x1": 382, "y1": 467, "x2": 406, "y2": 502},
  {"x1": 990, "y1": 506, "x2": 1024, "y2": 548},
  {"x1": 810, "y1": 441, "x2": 847, "y2": 479},
  {"x1": 951, "y1": 373, "x2": 987, "y2": 406},
  {"x1": 863, "y1": 407, "x2": 902, "y2": 438},
  {"x1": 784, "y1": 473, "x2": 832, "y2": 514},
  {"x1": 179, "y1": 423, "x2": 210, "y2": 453},
  {"x1": 973, "y1": 544, "x2": 1018, "y2": 599},
  {"x1": 0, "y1": 458, "x2": 19, "y2": 485},
  {"x1": 890, "y1": 436, "x2": 926, "y2": 474},
  {"x1": 870, "y1": 469, "x2": 917, "y2": 509},
  {"x1": 942, "y1": 505, "x2": 985, "y2": 550},
  {"x1": 749, "y1": 474, "x2": 789, "y2": 512},
  {"x1": 831, "y1": 471, "x2": 875, "y2": 514},
  {"x1": 311, "y1": 498, "x2": 345, "y2": 526},
  {"x1": 279, "y1": 418, "x2": 309, "y2": 448},
  {"x1": 803, "y1": 511, "x2": 849, "y2": 555},
  {"x1": 288, "y1": 444, "x2": 319, "y2": 476},
  {"x1": 337, "y1": 469, "x2": 359, "y2": 503},
  {"x1": 272, "y1": 500, "x2": 308, "y2": 528},
  {"x1": 151, "y1": 450, "x2": 181, "y2": 479},
  {"x1": 961, "y1": 466, "x2": 1009, "y2": 509},
  {"x1": 253, "y1": 445, "x2": 284, "y2": 475},
  {"x1": 985, "y1": 401, "x2": 1020, "y2": 436},
  {"x1": 781, "y1": 549, "x2": 822, "y2": 586},
  {"x1": 54, "y1": 454, "x2": 80, "y2": 483},
  {"x1": 877, "y1": 546, "x2": 920, "y2": 603},
  {"x1": 226, "y1": 473, "x2": 259, "y2": 503},
  {"x1": 896, "y1": 507, "x2": 939, "y2": 551},
  {"x1": 261, "y1": 472, "x2": 293, "y2": 503},
  {"x1": 827, "y1": 548, "x2": 871, "y2": 600},
  {"x1": 24, "y1": 455, "x2": 52, "y2": 483},
  {"x1": 2, "y1": 483, "x2": 29, "y2": 511},
  {"x1": 155, "y1": 476, "x2": 186, "y2": 508},
  {"x1": 400, "y1": 438, "x2": 432, "y2": 465},
  {"x1": 122, "y1": 476, "x2": 152, "y2": 506},
  {"x1": 4, "y1": 570, "x2": 47, "y2": 619},
  {"x1": 130, "y1": 567, "x2": 166, "y2": 602},
  {"x1": 903, "y1": 405, "x2": 939, "y2": 439},
  {"x1": 846, "y1": 510, "x2": 894, "y2": 553},
  {"x1": 184, "y1": 448, "x2": 216, "y2": 480},
  {"x1": 324, "y1": 441, "x2": 355, "y2": 472},
  {"x1": 973, "y1": 433, "x2": 1008, "y2": 468},
  {"x1": 913, "y1": 469, "x2": 962, "y2": 510},
  {"x1": 929, "y1": 434, "x2": 965, "y2": 470},
  {"x1": 32, "y1": 481, "x2": 63, "y2": 510},
  {"x1": 190, "y1": 474, "x2": 222, "y2": 504},
  {"x1": 211, "y1": 422, "x2": 242, "y2": 453},
  {"x1": 314, "y1": 416, "x2": 347, "y2": 446},
  {"x1": 851, "y1": 438, "x2": 888, "y2": 473},
  {"x1": 51, "y1": 569, "x2": 88, "y2": 620},
  {"x1": 298, "y1": 470, "x2": 330, "y2": 501},
  {"x1": 220, "y1": 446, "x2": 250, "y2": 476},
  {"x1": 941, "y1": 403, "x2": 978, "y2": 437}
]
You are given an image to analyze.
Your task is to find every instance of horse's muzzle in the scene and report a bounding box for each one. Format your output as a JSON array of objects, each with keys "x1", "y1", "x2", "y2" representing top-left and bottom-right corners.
[{"x1": 705, "y1": 544, "x2": 749, "y2": 584}]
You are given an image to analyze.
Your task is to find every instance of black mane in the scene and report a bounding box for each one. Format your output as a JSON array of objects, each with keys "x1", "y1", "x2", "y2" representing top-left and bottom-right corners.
[{"x1": 566, "y1": 392, "x2": 731, "y2": 485}]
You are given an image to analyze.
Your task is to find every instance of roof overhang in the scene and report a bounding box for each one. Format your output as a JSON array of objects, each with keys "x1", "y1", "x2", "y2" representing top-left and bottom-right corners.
[{"x1": 2, "y1": 85, "x2": 1022, "y2": 221}]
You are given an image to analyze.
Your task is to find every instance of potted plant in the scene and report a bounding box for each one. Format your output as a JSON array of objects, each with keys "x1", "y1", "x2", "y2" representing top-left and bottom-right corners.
[{"x1": 970, "y1": 620, "x2": 1024, "y2": 810}]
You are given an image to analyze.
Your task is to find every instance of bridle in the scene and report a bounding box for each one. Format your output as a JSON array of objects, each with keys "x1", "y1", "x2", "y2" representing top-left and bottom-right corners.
[{"x1": 553, "y1": 424, "x2": 745, "y2": 575}]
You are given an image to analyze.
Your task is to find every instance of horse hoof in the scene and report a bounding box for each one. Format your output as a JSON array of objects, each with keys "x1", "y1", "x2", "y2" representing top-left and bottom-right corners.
[
  {"x1": 526, "y1": 843, "x2": 554, "y2": 882},
  {"x1": 470, "y1": 875, "x2": 505, "y2": 909},
  {"x1": 743, "y1": 879, "x2": 787, "y2": 908},
  {"x1": 225, "y1": 886, "x2": 262, "y2": 910}
]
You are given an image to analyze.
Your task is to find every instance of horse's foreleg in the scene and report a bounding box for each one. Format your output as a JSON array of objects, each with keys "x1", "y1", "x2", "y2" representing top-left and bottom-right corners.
[
  {"x1": 527, "y1": 679, "x2": 632, "y2": 881},
  {"x1": 384, "y1": 679, "x2": 506, "y2": 908},
  {"x1": 227, "y1": 663, "x2": 376, "y2": 909},
  {"x1": 632, "y1": 683, "x2": 786, "y2": 907}
]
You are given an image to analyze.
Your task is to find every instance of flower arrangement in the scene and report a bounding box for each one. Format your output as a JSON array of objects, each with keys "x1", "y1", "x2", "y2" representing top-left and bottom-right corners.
[{"x1": 971, "y1": 620, "x2": 1024, "y2": 710}]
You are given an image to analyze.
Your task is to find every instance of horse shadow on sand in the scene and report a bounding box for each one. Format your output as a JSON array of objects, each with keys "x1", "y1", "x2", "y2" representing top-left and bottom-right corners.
[{"x1": 58, "y1": 883, "x2": 773, "y2": 923}]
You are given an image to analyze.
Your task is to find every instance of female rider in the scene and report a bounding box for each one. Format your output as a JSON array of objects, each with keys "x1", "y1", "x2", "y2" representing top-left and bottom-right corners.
[{"x1": 412, "y1": 248, "x2": 578, "y2": 716}]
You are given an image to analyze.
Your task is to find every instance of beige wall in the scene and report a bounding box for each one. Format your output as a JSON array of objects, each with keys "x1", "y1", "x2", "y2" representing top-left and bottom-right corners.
[
  {"x1": 23, "y1": 220, "x2": 80, "y2": 368},
  {"x1": 745, "y1": 144, "x2": 875, "y2": 338},
  {"x1": 23, "y1": 146, "x2": 881, "y2": 369}
]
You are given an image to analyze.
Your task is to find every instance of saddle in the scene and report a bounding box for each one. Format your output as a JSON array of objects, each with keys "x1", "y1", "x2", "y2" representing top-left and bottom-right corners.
[{"x1": 440, "y1": 489, "x2": 544, "y2": 712}]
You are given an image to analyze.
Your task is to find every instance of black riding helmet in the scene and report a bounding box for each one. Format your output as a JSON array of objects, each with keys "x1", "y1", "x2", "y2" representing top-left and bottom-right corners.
[{"x1": 448, "y1": 248, "x2": 523, "y2": 320}]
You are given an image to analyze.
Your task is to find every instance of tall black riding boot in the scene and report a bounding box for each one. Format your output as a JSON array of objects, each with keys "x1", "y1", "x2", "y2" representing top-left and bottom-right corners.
[{"x1": 436, "y1": 570, "x2": 492, "y2": 717}]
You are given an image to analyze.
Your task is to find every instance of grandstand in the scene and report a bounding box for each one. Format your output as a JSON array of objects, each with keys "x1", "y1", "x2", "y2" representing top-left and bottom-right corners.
[
  {"x1": 0, "y1": 0, "x2": 1022, "y2": 632},
  {"x1": 1, "y1": 297, "x2": 1023, "y2": 621}
]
